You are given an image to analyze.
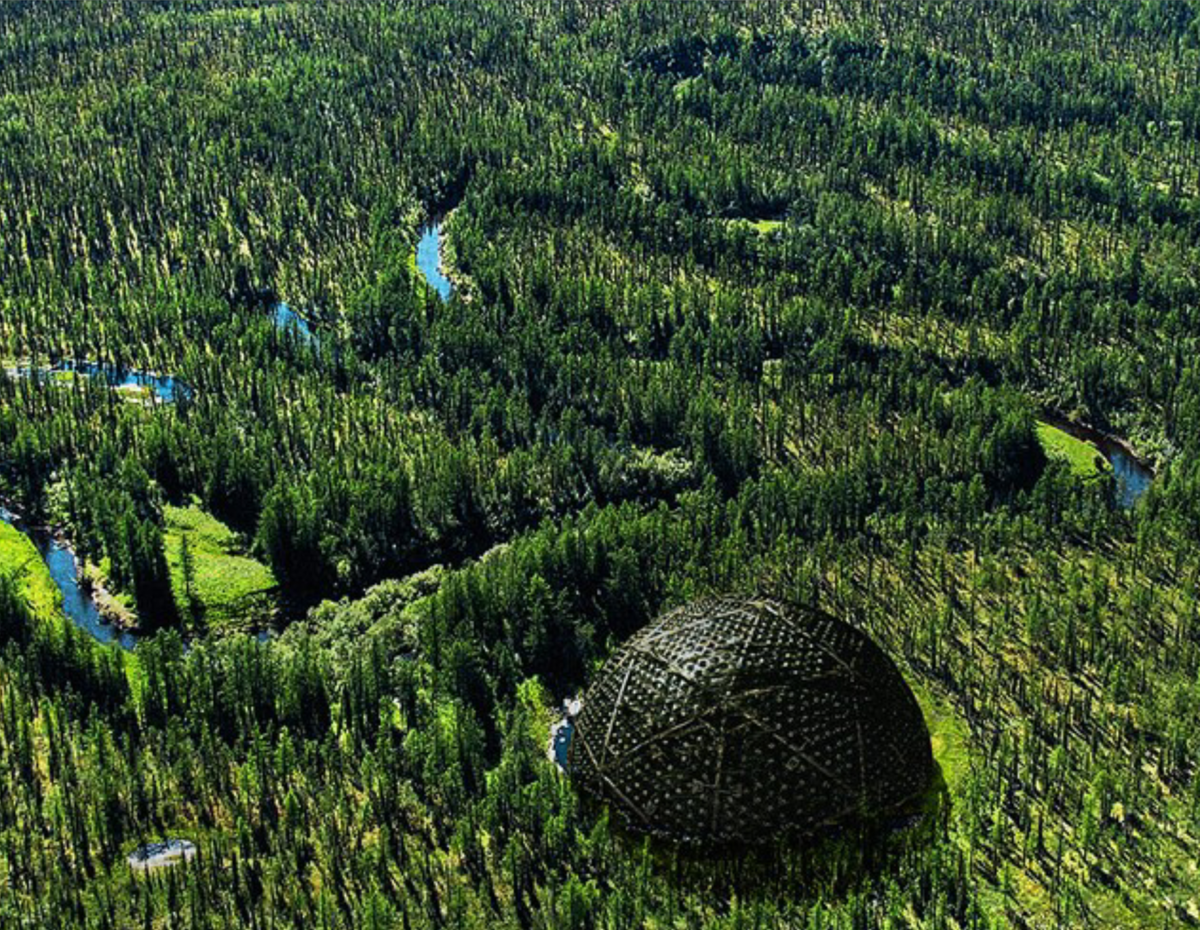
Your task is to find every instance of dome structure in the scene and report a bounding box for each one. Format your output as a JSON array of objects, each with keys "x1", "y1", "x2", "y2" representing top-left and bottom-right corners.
[{"x1": 569, "y1": 596, "x2": 932, "y2": 844}]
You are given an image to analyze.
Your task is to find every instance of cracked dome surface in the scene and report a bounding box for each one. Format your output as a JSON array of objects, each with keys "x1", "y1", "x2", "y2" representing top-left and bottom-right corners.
[{"x1": 569, "y1": 596, "x2": 933, "y2": 844}]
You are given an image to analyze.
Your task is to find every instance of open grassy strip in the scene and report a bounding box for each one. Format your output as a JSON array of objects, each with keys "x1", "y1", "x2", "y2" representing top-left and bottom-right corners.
[
  {"x1": 912, "y1": 682, "x2": 971, "y2": 797},
  {"x1": 1035, "y1": 421, "x2": 1108, "y2": 479},
  {"x1": 726, "y1": 217, "x2": 784, "y2": 235},
  {"x1": 164, "y1": 504, "x2": 278, "y2": 633},
  {"x1": 0, "y1": 520, "x2": 61, "y2": 625}
]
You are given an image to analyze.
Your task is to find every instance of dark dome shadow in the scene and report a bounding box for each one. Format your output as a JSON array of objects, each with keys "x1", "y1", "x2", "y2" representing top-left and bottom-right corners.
[{"x1": 572, "y1": 758, "x2": 951, "y2": 900}]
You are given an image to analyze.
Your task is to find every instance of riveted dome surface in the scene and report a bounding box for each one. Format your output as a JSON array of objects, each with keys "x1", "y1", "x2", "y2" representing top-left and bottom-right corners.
[{"x1": 569, "y1": 596, "x2": 932, "y2": 844}]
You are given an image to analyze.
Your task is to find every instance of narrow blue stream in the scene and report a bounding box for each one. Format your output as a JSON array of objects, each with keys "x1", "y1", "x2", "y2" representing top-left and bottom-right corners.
[
  {"x1": 7, "y1": 362, "x2": 187, "y2": 403},
  {"x1": 0, "y1": 508, "x2": 137, "y2": 650}
]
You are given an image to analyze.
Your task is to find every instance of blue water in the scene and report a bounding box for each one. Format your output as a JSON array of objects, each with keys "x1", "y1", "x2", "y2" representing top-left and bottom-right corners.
[
  {"x1": 128, "y1": 839, "x2": 196, "y2": 871},
  {"x1": 8, "y1": 361, "x2": 187, "y2": 403},
  {"x1": 548, "y1": 697, "x2": 581, "y2": 770},
  {"x1": 416, "y1": 223, "x2": 452, "y2": 301},
  {"x1": 273, "y1": 302, "x2": 316, "y2": 343},
  {"x1": 551, "y1": 719, "x2": 574, "y2": 768},
  {"x1": 0, "y1": 507, "x2": 283, "y2": 651},
  {"x1": 1108, "y1": 446, "x2": 1153, "y2": 509},
  {"x1": 0, "y1": 508, "x2": 137, "y2": 651},
  {"x1": 1040, "y1": 416, "x2": 1153, "y2": 509}
]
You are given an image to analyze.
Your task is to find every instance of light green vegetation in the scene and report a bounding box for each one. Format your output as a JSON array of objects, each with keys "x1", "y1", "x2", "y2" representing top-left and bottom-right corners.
[
  {"x1": 164, "y1": 504, "x2": 277, "y2": 632},
  {"x1": 913, "y1": 682, "x2": 971, "y2": 795},
  {"x1": 729, "y1": 217, "x2": 784, "y2": 235},
  {"x1": 747, "y1": 218, "x2": 783, "y2": 234},
  {"x1": 114, "y1": 383, "x2": 153, "y2": 401},
  {"x1": 1035, "y1": 421, "x2": 1108, "y2": 478},
  {"x1": 0, "y1": 520, "x2": 61, "y2": 624},
  {"x1": 146, "y1": 3, "x2": 298, "y2": 28}
]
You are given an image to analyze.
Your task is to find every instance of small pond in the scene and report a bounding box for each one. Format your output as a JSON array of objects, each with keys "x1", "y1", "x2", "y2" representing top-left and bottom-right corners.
[
  {"x1": 416, "y1": 222, "x2": 452, "y2": 301},
  {"x1": 273, "y1": 301, "x2": 317, "y2": 344},
  {"x1": 0, "y1": 507, "x2": 138, "y2": 651}
]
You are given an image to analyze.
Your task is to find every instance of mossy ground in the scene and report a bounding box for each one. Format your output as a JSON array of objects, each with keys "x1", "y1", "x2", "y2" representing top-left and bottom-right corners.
[{"x1": 727, "y1": 217, "x2": 784, "y2": 235}]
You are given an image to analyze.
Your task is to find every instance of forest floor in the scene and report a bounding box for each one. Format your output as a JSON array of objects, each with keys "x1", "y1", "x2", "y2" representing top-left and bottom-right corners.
[{"x1": 832, "y1": 536, "x2": 1199, "y2": 927}]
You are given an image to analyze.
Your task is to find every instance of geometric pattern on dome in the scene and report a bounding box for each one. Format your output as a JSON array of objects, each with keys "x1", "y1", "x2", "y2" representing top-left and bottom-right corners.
[{"x1": 569, "y1": 596, "x2": 933, "y2": 844}]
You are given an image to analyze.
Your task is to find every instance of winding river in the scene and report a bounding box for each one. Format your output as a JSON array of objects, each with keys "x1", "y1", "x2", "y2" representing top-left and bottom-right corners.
[
  {"x1": 0, "y1": 226, "x2": 450, "y2": 650},
  {"x1": 271, "y1": 222, "x2": 448, "y2": 344},
  {"x1": 5, "y1": 361, "x2": 187, "y2": 403},
  {"x1": 0, "y1": 507, "x2": 137, "y2": 650}
]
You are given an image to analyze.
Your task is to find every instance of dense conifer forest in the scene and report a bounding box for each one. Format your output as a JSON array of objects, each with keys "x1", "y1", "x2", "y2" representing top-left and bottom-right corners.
[{"x1": 2, "y1": 0, "x2": 1200, "y2": 925}]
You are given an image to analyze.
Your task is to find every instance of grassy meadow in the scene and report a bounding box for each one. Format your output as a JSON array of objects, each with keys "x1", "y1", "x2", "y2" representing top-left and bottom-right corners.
[{"x1": 164, "y1": 503, "x2": 278, "y2": 632}]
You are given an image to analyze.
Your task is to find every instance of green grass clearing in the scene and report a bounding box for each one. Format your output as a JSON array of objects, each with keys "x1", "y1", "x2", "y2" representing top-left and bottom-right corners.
[
  {"x1": 1035, "y1": 421, "x2": 1109, "y2": 478},
  {"x1": 0, "y1": 520, "x2": 62, "y2": 625},
  {"x1": 913, "y1": 682, "x2": 971, "y2": 796},
  {"x1": 747, "y1": 218, "x2": 782, "y2": 234},
  {"x1": 728, "y1": 217, "x2": 783, "y2": 235},
  {"x1": 164, "y1": 504, "x2": 277, "y2": 633}
]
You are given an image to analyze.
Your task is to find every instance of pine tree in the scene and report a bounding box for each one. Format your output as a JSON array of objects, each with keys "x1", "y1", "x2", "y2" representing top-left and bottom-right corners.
[{"x1": 179, "y1": 531, "x2": 199, "y2": 628}]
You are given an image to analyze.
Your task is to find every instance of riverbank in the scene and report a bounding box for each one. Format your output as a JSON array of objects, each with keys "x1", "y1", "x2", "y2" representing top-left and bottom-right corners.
[
  {"x1": 1035, "y1": 421, "x2": 1108, "y2": 479},
  {"x1": 80, "y1": 561, "x2": 139, "y2": 629},
  {"x1": 1039, "y1": 410, "x2": 1154, "y2": 507},
  {"x1": 0, "y1": 518, "x2": 63, "y2": 625},
  {"x1": 2, "y1": 502, "x2": 141, "y2": 629},
  {"x1": 0, "y1": 501, "x2": 140, "y2": 648},
  {"x1": 1041, "y1": 411, "x2": 1154, "y2": 473}
]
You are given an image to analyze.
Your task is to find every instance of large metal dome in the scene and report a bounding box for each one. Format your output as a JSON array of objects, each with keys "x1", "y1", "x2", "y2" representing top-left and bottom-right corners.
[{"x1": 569, "y1": 596, "x2": 932, "y2": 844}]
